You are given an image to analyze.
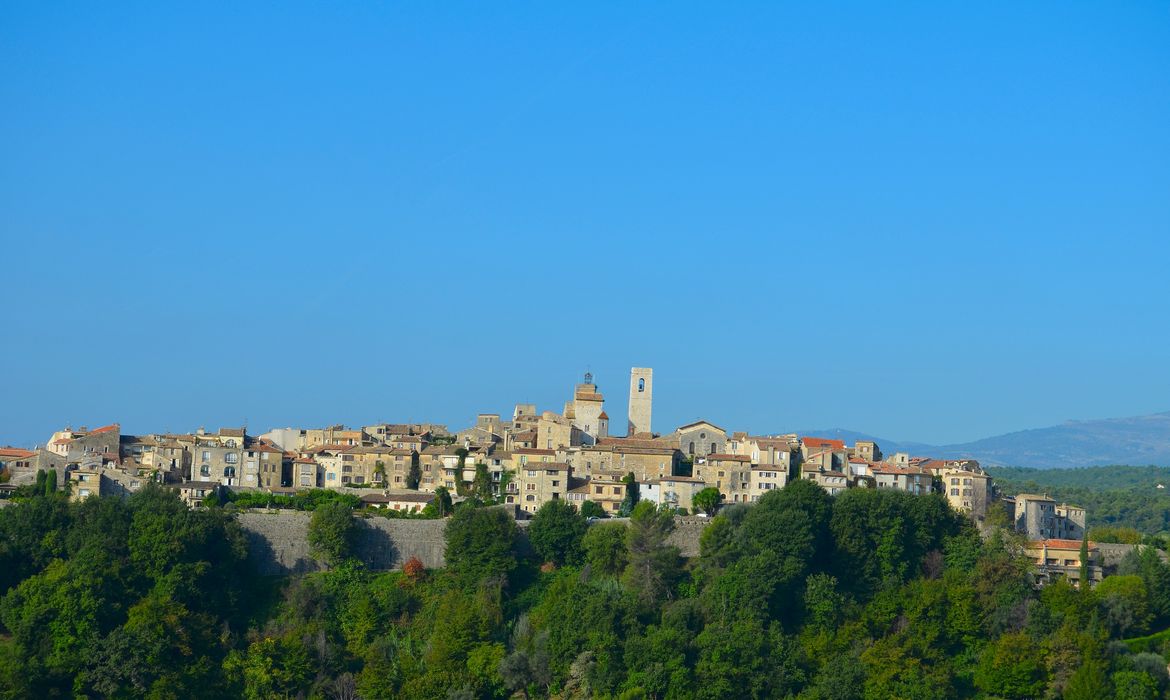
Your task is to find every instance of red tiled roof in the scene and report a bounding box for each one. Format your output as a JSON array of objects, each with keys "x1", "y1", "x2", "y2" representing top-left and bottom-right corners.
[
  {"x1": 707, "y1": 453, "x2": 751, "y2": 462},
  {"x1": 1030, "y1": 539, "x2": 1098, "y2": 551},
  {"x1": 0, "y1": 447, "x2": 36, "y2": 459},
  {"x1": 802, "y1": 437, "x2": 846, "y2": 450},
  {"x1": 90, "y1": 424, "x2": 120, "y2": 435}
]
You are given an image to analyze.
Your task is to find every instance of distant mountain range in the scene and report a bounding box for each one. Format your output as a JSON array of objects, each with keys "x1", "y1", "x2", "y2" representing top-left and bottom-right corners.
[{"x1": 799, "y1": 411, "x2": 1170, "y2": 469}]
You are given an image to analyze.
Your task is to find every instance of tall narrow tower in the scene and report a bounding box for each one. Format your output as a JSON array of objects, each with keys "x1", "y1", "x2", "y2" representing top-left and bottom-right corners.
[{"x1": 627, "y1": 367, "x2": 653, "y2": 436}]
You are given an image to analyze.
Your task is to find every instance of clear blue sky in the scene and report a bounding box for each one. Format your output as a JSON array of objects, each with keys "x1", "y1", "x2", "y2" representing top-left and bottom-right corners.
[{"x1": 2, "y1": 2, "x2": 1168, "y2": 448}]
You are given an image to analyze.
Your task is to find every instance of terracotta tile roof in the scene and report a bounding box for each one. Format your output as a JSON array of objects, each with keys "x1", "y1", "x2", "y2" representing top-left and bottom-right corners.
[
  {"x1": 89, "y1": 424, "x2": 120, "y2": 435},
  {"x1": 751, "y1": 438, "x2": 794, "y2": 450},
  {"x1": 707, "y1": 453, "x2": 752, "y2": 462},
  {"x1": 677, "y1": 420, "x2": 726, "y2": 433},
  {"x1": 802, "y1": 437, "x2": 846, "y2": 450},
  {"x1": 523, "y1": 461, "x2": 568, "y2": 471},
  {"x1": 598, "y1": 411, "x2": 609, "y2": 420},
  {"x1": 1029, "y1": 539, "x2": 1098, "y2": 551},
  {"x1": 514, "y1": 448, "x2": 556, "y2": 456},
  {"x1": 597, "y1": 437, "x2": 675, "y2": 451},
  {"x1": 0, "y1": 447, "x2": 36, "y2": 459}
]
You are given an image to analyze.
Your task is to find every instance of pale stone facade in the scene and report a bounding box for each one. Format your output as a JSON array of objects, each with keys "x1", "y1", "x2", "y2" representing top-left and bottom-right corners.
[{"x1": 628, "y1": 367, "x2": 653, "y2": 436}]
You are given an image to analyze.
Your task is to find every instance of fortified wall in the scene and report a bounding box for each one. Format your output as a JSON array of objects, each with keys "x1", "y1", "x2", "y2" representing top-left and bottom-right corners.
[{"x1": 237, "y1": 511, "x2": 710, "y2": 576}]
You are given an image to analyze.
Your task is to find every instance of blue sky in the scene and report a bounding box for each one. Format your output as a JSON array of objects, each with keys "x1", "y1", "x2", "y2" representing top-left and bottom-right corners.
[{"x1": 2, "y1": 2, "x2": 1168, "y2": 448}]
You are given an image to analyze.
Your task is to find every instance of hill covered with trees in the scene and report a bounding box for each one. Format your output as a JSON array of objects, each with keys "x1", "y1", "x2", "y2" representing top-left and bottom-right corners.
[
  {"x1": 990, "y1": 465, "x2": 1170, "y2": 537},
  {"x1": 3, "y1": 481, "x2": 1170, "y2": 698}
]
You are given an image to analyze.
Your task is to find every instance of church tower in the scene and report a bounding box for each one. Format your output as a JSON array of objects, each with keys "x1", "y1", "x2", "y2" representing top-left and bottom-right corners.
[{"x1": 627, "y1": 367, "x2": 653, "y2": 436}]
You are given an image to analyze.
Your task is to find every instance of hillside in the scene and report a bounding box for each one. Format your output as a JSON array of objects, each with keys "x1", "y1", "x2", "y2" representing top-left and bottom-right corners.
[{"x1": 802, "y1": 410, "x2": 1170, "y2": 468}]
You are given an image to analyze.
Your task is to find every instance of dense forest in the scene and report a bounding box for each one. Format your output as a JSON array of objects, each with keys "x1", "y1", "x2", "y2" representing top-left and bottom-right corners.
[
  {"x1": 4, "y1": 481, "x2": 1170, "y2": 698},
  {"x1": 990, "y1": 466, "x2": 1170, "y2": 537}
]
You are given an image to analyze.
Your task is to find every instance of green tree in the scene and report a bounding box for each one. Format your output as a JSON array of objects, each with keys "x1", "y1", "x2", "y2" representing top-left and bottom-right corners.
[
  {"x1": 1079, "y1": 531, "x2": 1090, "y2": 587},
  {"x1": 529, "y1": 500, "x2": 587, "y2": 566},
  {"x1": 43, "y1": 470, "x2": 57, "y2": 495},
  {"x1": 1065, "y1": 657, "x2": 1111, "y2": 700},
  {"x1": 406, "y1": 458, "x2": 422, "y2": 490},
  {"x1": 691, "y1": 487, "x2": 723, "y2": 516},
  {"x1": 583, "y1": 523, "x2": 628, "y2": 577},
  {"x1": 1113, "y1": 670, "x2": 1159, "y2": 700},
  {"x1": 473, "y1": 462, "x2": 493, "y2": 501},
  {"x1": 618, "y1": 472, "x2": 640, "y2": 517},
  {"x1": 580, "y1": 500, "x2": 607, "y2": 519},
  {"x1": 308, "y1": 499, "x2": 358, "y2": 566},
  {"x1": 432, "y1": 486, "x2": 453, "y2": 516},
  {"x1": 973, "y1": 632, "x2": 1047, "y2": 699},
  {"x1": 445, "y1": 506, "x2": 518, "y2": 583},
  {"x1": 1097, "y1": 574, "x2": 1152, "y2": 637},
  {"x1": 623, "y1": 502, "x2": 680, "y2": 605}
]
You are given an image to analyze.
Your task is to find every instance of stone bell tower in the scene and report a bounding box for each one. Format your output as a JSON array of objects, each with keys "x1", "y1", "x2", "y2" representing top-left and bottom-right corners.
[{"x1": 627, "y1": 367, "x2": 653, "y2": 436}]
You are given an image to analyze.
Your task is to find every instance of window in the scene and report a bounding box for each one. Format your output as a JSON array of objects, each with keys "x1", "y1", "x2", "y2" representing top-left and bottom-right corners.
[
  {"x1": 200, "y1": 465, "x2": 210, "y2": 477},
  {"x1": 202, "y1": 450, "x2": 210, "y2": 461},
  {"x1": 223, "y1": 466, "x2": 236, "y2": 478},
  {"x1": 594, "y1": 486, "x2": 603, "y2": 494},
  {"x1": 327, "y1": 473, "x2": 336, "y2": 481},
  {"x1": 688, "y1": 442, "x2": 695, "y2": 454},
  {"x1": 638, "y1": 378, "x2": 645, "y2": 392},
  {"x1": 551, "y1": 480, "x2": 559, "y2": 487},
  {"x1": 527, "y1": 470, "x2": 538, "y2": 477},
  {"x1": 526, "y1": 484, "x2": 536, "y2": 491},
  {"x1": 225, "y1": 453, "x2": 238, "y2": 464},
  {"x1": 613, "y1": 487, "x2": 621, "y2": 495},
  {"x1": 526, "y1": 495, "x2": 535, "y2": 502},
  {"x1": 711, "y1": 443, "x2": 717, "y2": 454}
]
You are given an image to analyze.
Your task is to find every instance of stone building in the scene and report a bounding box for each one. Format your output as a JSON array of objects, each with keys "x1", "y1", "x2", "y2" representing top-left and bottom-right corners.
[
  {"x1": 695, "y1": 453, "x2": 753, "y2": 503},
  {"x1": 512, "y1": 461, "x2": 569, "y2": 514},
  {"x1": 939, "y1": 468, "x2": 992, "y2": 519},
  {"x1": 565, "y1": 374, "x2": 607, "y2": 445},
  {"x1": 677, "y1": 420, "x2": 727, "y2": 459},
  {"x1": 628, "y1": 367, "x2": 653, "y2": 436}
]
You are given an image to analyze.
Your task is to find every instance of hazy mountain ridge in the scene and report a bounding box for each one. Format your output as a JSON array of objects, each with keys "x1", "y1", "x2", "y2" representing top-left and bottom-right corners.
[{"x1": 800, "y1": 411, "x2": 1170, "y2": 469}]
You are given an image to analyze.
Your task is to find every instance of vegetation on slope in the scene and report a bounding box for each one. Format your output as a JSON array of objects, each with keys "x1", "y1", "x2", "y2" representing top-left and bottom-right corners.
[
  {"x1": 3, "y1": 480, "x2": 1170, "y2": 697},
  {"x1": 990, "y1": 465, "x2": 1170, "y2": 537}
]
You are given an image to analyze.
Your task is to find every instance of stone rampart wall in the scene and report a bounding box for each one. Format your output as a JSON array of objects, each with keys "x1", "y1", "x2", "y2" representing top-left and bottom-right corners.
[{"x1": 237, "y1": 511, "x2": 711, "y2": 576}]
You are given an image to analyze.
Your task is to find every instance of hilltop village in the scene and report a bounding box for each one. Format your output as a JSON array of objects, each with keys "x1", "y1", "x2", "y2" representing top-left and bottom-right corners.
[{"x1": 0, "y1": 367, "x2": 1099, "y2": 585}]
